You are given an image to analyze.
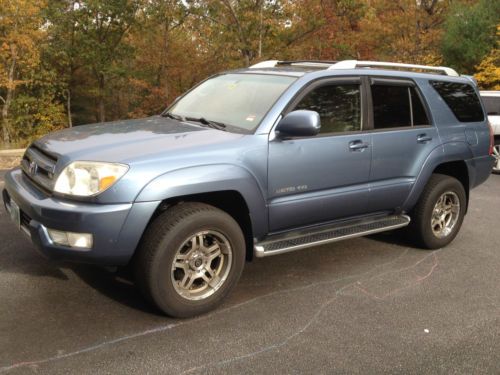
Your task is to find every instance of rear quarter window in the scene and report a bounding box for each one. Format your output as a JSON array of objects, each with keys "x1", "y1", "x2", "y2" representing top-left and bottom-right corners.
[{"x1": 430, "y1": 81, "x2": 484, "y2": 122}]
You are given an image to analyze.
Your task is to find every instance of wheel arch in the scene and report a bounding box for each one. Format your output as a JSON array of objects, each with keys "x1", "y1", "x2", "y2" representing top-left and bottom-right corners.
[
  {"x1": 403, "y1": 142, "x2": 472, "y2": 213},
  {"x1": 149, "y1": 191, "x2": 255, "y2": 261},
  {"x1": 135, "y1": 164, "x2": 268, "y2": 261},
  {"x1": 432, "y1": 161, "x2": 470, "y2": 211}
]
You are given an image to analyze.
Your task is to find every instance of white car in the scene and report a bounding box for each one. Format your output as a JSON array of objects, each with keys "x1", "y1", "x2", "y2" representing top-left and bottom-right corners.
[{"x1": 480, "y1": 91, "x2": 500, "y2": 174}]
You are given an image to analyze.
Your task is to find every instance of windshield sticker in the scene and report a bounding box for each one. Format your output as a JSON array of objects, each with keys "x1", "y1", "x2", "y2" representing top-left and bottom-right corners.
[
  {"x1": 246, "y1": 115, "x2": 256, "y2": 122},
  {"x1": 226, "y1": 82, "x2": 238, "y2": 90}
]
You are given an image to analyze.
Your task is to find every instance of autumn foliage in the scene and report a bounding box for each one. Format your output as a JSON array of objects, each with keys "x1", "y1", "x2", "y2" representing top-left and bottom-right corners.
[{"x1": 0, "y1": 0, "x2": 499, "y2": 146}]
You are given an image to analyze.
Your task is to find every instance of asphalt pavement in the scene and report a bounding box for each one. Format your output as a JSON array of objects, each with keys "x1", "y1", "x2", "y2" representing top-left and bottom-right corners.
[{"x1": 1, "y1": 170, "x2": 499, "y2": 374}]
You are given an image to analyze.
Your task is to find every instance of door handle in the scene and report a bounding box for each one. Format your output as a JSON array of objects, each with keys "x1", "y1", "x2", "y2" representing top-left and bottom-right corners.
[
  {"x1": 349, "y1": 140, "x2": 369, "y2": 151},
  {"x1": 417, "y1": 134, "x2": 432, "y2": 143}
]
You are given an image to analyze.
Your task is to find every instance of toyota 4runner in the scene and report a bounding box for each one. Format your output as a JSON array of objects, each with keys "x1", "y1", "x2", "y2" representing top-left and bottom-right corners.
[{"x1": 3, "y1": 60, "x2": 495, "y2": 317}]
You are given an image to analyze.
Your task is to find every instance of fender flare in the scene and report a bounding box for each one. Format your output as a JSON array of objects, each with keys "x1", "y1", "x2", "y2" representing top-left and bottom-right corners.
[
  {"x1": 135, "y1": 164, "x2": 268, "y2": 237},
  {"x1": 403, "y1": 141, "x2": 473, "y2": 211}
]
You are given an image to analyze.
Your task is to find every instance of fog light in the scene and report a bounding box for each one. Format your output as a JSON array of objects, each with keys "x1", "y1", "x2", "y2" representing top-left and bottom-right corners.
[{"x1": 47, "y1": 229, "x2": 93, "y2": 249}]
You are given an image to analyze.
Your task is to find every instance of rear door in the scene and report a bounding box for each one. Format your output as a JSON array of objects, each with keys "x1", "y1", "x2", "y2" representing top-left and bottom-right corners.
[
  {"x1": 267, "y1": 77, "x2": 372, "y2": 232},
  {"x1": 366, "y1": 77, "x2": 440, "y2": 212}
]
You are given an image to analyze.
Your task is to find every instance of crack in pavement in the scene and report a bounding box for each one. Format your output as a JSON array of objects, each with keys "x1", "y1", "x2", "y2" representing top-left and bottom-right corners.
[
  {"x1": 353, "y1": 252, "x2": 439, "y2": 300},
  {"x1": 1, "y1": 247, "x2": 432, "y2": 374},
  {"x1": 180, "y1": 250, "x2": 440, "y2": 374}
]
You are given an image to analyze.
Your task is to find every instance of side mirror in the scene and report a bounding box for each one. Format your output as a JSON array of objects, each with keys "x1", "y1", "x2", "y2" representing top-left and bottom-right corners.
[{"x1": 275, "y1": 110, "x2": 321, "y2": 138}]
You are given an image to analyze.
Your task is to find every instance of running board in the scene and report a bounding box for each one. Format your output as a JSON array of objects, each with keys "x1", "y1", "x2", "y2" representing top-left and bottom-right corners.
[{"x1": 254, "y1": 215, "x2": 410, "y2": 258}]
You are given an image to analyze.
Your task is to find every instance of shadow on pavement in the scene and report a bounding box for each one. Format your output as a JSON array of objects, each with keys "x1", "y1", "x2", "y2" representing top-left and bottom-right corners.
[{"x1": 69, "y1": 264, "x2": 161, "y2": 315}]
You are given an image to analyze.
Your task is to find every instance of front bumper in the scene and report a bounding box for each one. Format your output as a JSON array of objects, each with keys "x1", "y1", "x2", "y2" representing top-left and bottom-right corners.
[{"x1": 3, "y1": 168, "x2": 159, "y2": 265}]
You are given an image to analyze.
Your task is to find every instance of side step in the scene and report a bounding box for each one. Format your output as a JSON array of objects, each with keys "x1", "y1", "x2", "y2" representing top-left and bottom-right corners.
[{"x1": 254, "y1": 215, "x2": 410, "y2": 258}]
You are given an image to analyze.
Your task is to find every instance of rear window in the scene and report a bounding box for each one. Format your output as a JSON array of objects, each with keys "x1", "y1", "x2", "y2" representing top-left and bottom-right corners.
[
  {"x1": 430, "y1": 81, "x2": 484, "y2": 122},
  {"x1": 481, "y1": 96, "x2": 500, "y2": 115}
]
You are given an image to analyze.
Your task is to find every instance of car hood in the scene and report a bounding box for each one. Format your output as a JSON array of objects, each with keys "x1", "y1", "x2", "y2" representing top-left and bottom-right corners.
[{"x1": 33, "y1": 116, "x2": 245, "y2": 164}]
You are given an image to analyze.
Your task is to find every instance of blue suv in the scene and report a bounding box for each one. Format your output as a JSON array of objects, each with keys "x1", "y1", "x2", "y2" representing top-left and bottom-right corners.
[{"x1": 2, "y1": 60, "x2": 494, "y2": 317}]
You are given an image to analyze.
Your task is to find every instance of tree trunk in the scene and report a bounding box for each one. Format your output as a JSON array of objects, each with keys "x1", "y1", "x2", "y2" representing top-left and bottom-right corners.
[
  {"x1": 243, "y1": 51, "x2": 250, "y2": 67},
  {"x1": 258, "y1": 0, "x2": 263, "y2": 59},
  {"x1": 97, "y1": 73, "x2": 105, "y2": 122},
  {"x1": 66, "y1": 89, "x2": 72, "y2": 128},
  {"x1": 1, "y1": 50, "x2": 16, "y2": 144}
]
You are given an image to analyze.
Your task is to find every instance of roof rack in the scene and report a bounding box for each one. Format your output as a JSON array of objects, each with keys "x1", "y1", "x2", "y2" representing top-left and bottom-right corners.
[
  {"x1": 329, "y1": 60, "x2": 459, "y2": 76},
  {"x1": 249, "y1": 59, "x2": 459, "y2": 77},
  {"x1": 249, "y1": 60, "x2": 337, "y2": 69}
]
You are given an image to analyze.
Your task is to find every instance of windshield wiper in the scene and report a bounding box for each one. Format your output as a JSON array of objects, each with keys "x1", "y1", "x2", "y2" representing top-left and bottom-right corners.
[
  {"x1": 163, "y1": 112, "x2": 185, "y2": 121},
  {"x1": 184, "y1": 117, "x2": 227, "y2": 131},
  {"x1": 163, "y1": 112, "x2": 228, "y2": 131}
]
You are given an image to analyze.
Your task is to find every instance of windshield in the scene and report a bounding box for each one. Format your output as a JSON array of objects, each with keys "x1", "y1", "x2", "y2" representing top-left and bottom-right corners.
[{"x1": 167, "y1": 73, "x2": 297, "y2": 132}]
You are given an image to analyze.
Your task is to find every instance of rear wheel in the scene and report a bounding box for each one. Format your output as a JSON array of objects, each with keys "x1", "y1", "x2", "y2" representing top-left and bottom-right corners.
[
  {"x1": 134, "y1": 202, "x2": 245, "y2": 318},
  {"x1": 492, "y1": 142, "x2": 500, "y2": 174},
  {"x1": 409, "y1": 174, "x2": 466, "y2": 249}
]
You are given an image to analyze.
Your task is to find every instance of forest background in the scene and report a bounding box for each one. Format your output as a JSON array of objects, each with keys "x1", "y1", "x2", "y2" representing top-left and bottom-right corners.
[{"x1": 1, "y1": 0, "x2": 499, "y2": 148}]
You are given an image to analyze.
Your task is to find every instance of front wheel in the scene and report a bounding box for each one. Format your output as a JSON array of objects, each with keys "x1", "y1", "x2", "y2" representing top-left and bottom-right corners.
[
  {"x1": 134, "y1": 202, "x2": 246, "y2": 318},
  {"x1": 408, "y1": 174, "x2": 466, "y2": 249}
]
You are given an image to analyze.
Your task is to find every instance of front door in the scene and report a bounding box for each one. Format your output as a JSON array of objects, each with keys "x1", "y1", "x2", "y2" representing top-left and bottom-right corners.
[{"x1": 267, "y1": 78, "x2": 372, "y2": 232}]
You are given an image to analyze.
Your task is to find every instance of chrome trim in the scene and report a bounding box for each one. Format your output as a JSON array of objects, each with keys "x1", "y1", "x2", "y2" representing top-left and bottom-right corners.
[{"x1": 254, "y1": 215, "x2": 410, "y2": 258}]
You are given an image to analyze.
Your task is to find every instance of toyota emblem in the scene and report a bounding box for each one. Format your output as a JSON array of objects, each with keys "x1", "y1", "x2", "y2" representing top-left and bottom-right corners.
[{"x1": 28, "y1": 160, "x2": 38, "y2": 176}]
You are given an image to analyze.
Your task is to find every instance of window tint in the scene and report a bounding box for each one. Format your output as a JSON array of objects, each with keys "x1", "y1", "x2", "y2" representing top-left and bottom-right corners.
[
  {"x1": 371, "y1": 84, "x2": 430, "y2": 129},
  {"x1": 431, "y1": 81, "x2": 484, "y2": 122},
  {"x1": 294, "y1": 84, "x2": 361, "y2": 134},
  {"x1": 410, "y1": 87, "x2": 430, "y2": 125},
  {"x1": 481, "y1": 96, "x2": 500, "y2": 115},
  {"x1": 372, "y1": 85, "x2": 411, "y2": 128}
]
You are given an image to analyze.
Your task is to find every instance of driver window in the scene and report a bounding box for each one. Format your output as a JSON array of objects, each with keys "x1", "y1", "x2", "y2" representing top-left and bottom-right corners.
[{"x1": 294, "y1": 84, "x2": 362, "y2": 134}]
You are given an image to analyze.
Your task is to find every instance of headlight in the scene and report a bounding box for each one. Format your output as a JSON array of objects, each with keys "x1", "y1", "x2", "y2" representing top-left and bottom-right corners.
[{"x1": 54, "y1": 161, "x2": 128, "y2": 196}]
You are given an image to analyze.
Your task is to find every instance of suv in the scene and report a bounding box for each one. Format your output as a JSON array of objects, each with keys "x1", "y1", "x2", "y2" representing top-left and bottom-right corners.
[
  {"x1": 480, "y1": 91, "x2": 500, "y2": 173},
  {"x1": 2, "y1": 60, "x2": 494, "y2": 317}
]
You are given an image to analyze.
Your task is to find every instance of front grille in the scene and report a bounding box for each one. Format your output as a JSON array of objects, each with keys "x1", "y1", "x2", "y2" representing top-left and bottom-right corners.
[{"x1": 21, "y1": 144, "x2": 58, "y2": 191}]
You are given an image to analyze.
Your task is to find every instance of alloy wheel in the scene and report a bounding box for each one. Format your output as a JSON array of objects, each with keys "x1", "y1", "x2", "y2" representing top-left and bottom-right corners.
[
  {"x1": 171, "y1": 230, "x2": 232, "y2": 301},
  {"x1": 431, "y1": 191, "x2": 460, "y2": 239}
]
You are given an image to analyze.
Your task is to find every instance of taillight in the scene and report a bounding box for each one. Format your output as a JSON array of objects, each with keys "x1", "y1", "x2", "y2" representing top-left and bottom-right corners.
[{"x1": 488, "y1": 121, "x2": 494, "y2": 155}]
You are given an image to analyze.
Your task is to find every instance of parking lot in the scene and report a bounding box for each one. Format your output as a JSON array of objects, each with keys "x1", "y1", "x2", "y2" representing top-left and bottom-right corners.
[{"x1": 0, "y1": 170, "x2": 499, "y2": 374}]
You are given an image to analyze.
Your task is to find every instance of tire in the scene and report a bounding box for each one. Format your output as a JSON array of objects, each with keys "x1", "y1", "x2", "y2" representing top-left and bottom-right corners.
[
  {"x1": 408, "y1": 174, "x2": 466, "y2": 249},
  {"x1": 134, "y1": 202, "x2": 245, "y2": 318},
  {"x1": 492, "y1": 142, "x2": 500, "y2": 175}
]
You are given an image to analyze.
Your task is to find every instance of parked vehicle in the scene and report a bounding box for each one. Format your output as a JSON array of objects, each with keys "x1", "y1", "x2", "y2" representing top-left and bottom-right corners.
[
  {"x1": 3, "y1": 60, "x2": 494, "y2": 317},
  {"x1": 480, "y1": 91, "x2": 500, "y2": 173}
]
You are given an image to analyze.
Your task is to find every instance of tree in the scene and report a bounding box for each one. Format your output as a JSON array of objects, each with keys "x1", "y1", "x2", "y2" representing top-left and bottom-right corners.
[
  {"x1": 475, "y1": 24, "x2": 500, "y2": 90},
  {"x1": 44, "y1": 0, "x2": 85, "y2": 128},
  {"x1": 0, "y1": 0, "x2": 44, "y2": 143},
  {"x1": 72, "y1": 0, "x2": 141, "y2": 122},
  {"x1": 357, "y1": 0, "x2": 451, "y2": 64},
  {"x1": 441, "y1": 0, "x2": 500, "y2": 74}
]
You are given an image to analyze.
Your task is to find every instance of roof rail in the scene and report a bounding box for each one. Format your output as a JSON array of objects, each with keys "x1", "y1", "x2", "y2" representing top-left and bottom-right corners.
[
  {"x1": 249, "y1": 60, "x2": 280, "y2": 68},
  {"x1": 249, "y1": 60, "x2": 337, "y2": 69},
  {"x1": 328, "y1": 60, "x2": 459, "y2": 77},
  {"x1": 249, "y1": 59, "x2": 460, "y2": 77}
]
